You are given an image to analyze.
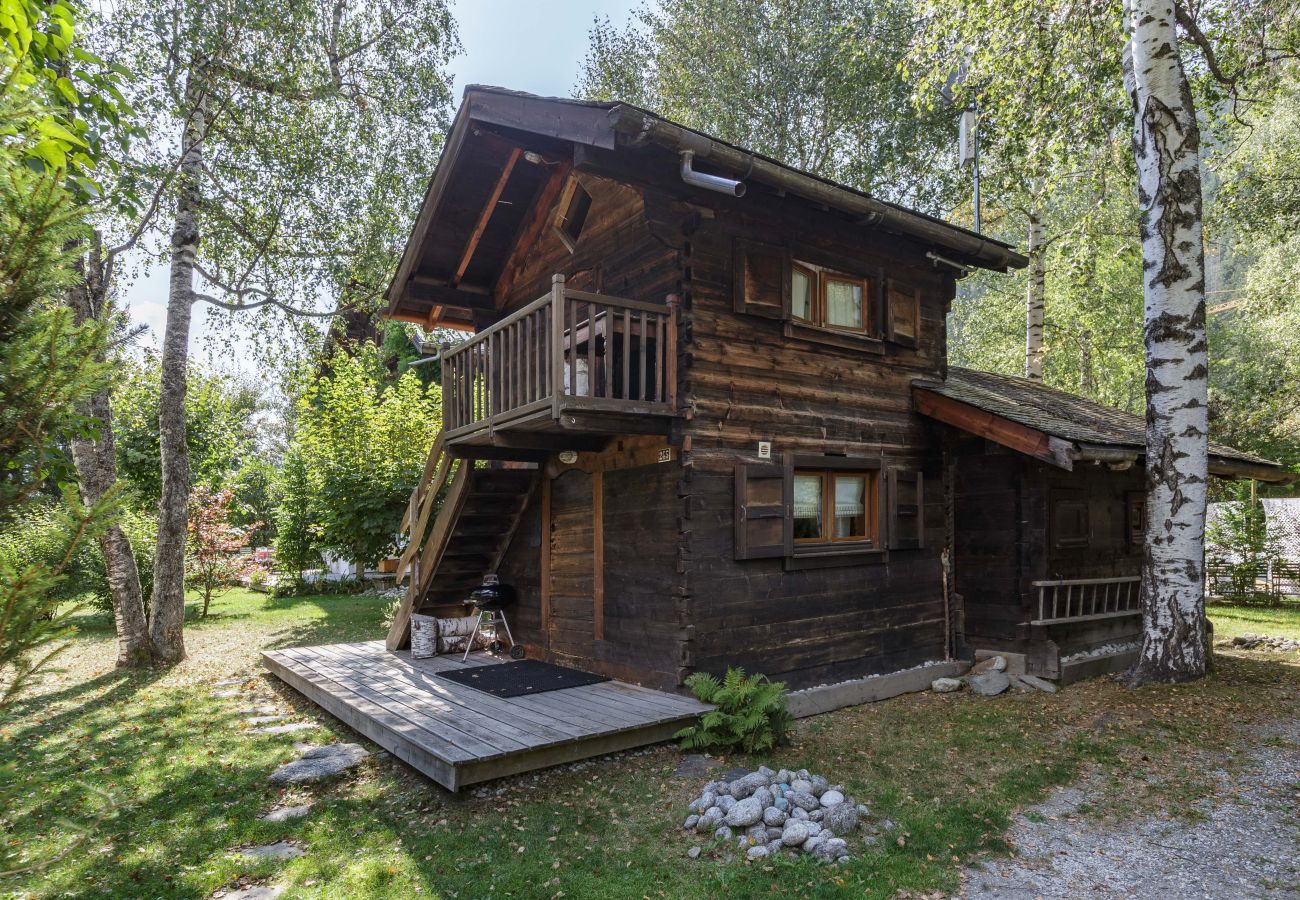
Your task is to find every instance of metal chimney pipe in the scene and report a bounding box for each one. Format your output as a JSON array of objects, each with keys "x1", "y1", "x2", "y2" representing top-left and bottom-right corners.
[{"x1": 679, "y1": 150, "x2": 746, "y2": 197}]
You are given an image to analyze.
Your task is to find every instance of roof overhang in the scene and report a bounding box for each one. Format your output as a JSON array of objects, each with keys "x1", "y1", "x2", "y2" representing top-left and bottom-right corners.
[
  {"x1": 914, "y1": 384, "x2": 1296, "y2": 484},
  {"x1": 384, "y1": 87, "x2": 1028, "y2": 330}
]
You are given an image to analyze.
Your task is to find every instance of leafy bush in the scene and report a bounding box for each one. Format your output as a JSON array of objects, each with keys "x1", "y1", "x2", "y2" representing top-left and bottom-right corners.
[
  {"x1": 675, "y1": 667, "x2": 792, "y2": 754},
  {"x1": 84, "y1": 509, "x2": 156, "y2": 617},
  {"x1": 0, "y1": 503, "x2": 99, "y2": 605},
  {"x1": 270, "y1": 575, "x2": 367, "y2": 599}
]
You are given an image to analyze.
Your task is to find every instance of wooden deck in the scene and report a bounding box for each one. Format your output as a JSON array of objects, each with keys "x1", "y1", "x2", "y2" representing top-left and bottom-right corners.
[{"x1": 262, "y1": 641, "x2": 711, "y2": 791}]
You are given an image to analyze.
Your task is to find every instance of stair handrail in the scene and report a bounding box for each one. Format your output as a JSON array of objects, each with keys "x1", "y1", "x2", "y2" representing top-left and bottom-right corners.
[{"x1": 395, "y1": 428, "x2": 450, "y2": 583}]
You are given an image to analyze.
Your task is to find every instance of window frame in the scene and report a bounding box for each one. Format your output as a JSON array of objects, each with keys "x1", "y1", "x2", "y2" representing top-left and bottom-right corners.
[
  {"x1": 819, "y1": 271, "x2": 871, "y2": 335},
  {"x1": 790, "y1": 261, "x2": 818, "y2": 325},
  {"x1": 790, "y1": 456, "x2": 882, "y2": 553},
  {"x1": 785, "y1": 257, "x2": 877, "y2": 340}
]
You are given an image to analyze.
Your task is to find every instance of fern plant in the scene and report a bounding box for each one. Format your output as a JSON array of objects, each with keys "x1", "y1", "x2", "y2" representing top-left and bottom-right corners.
[{"x1": 675, "y1": 667, "x2": 792, "y2": 754}]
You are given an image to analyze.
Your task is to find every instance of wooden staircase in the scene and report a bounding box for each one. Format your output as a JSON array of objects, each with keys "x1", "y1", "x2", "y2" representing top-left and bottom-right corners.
[{"x1": 386, "y1": 432, "x2": 538, "y2": 650}]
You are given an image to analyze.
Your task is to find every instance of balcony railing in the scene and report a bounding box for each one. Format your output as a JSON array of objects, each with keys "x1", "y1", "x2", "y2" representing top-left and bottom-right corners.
[
  {"x1": 441, "y1": 275, "x2": 678, "y2": 438},
  {"x1": 1030, "y1": 576, "x2": 1141, "y2": 625}
]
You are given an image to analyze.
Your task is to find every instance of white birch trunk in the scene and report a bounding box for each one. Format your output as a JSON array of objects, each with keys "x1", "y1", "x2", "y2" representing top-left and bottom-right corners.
[
  {"x1": 1125, "y1": 0, "x2": 1210, "y2": 684},
  {"x1": 149, "y1": 75, "x2": 209, "y2": 664},
  {"x1": 1024, "y1": 212, "x2": 1046, "y2": 380},
  {"x1": 66, "y1": 238, "x2": 152, "y2": 667}
]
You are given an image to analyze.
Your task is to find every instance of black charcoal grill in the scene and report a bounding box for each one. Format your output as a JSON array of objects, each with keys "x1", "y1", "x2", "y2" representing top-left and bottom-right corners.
[{"x1": 462, "y1": 574, "x2": 525, "y2": 661}]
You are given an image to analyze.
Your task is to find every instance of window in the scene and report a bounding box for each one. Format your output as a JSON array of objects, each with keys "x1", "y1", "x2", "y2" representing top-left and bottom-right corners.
[
  {"x1": 555, "y1": 182, "x2": 592, "y2": 253},
  {"x1": 793, "y1": 468, "x2": 878, "y2": 547},
  {"x1": 788, "y1": 259, "x2": 872, "y2": 335},
  {"x1": 1051, "y1": 497, "x2": 1090, "y2": 550}
]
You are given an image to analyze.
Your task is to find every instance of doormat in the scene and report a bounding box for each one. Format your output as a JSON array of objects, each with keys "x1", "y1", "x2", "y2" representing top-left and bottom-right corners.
[{"x1": 436, "y1": 660, "x2": 610, "y2": 698}]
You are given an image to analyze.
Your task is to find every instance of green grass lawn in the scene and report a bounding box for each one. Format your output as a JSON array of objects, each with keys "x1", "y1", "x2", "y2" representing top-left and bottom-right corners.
[
  {"x1": 2, "y1": 590, "x2": 1298, "y2": 899},
  {"x1": 1209, "y1": 601, "x2": 1300, "y2": 643}
]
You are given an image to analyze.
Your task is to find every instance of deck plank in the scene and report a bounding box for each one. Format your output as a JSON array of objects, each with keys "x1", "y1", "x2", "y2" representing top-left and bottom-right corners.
[{"x1": 262, "y1": 641, "x2": 711, "y2": 792}]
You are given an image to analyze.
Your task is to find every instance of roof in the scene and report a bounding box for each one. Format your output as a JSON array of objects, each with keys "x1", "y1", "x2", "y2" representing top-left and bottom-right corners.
[
  {"x1": 914, "y1": 367, "x2": 1294, "y2": 483},
  {"x1": 385, "y1": 86, "x2": 1028, "y2": 328}
]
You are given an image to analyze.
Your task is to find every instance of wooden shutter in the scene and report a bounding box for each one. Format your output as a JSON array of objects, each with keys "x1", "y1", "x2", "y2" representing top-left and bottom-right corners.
[
  {"x1": 886, "y1": 280, "x2": 920, "y2": 348},
  {"x1": 734, "y1": 463, "x2": 790, "y2": 559},
  {"x1": 733, "y1": 239, "x2": 790, "y2": 319},
  {"x1": 886, "y1": 466, "x2": 923, "y2": 550}
]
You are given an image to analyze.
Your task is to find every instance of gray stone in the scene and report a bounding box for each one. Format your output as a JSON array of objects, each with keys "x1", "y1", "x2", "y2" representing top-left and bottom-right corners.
[
  {"x1": 805, "y1": 822, "x2": 822, "y2": 837},
  {"x1": 809, "y1": 809, "x2": 825, "y2": 822},
  {"x1": 724, "y1": 796, "x2": 764, "y2": 827},
  {"x1": 781, "y1": 820, "x2": 810, "y2": 847},
  {"x1": 736, "y1": 836, "x2": 748, "y2": 851},
  {"x1": 824, "y1": 837, "x2": 848, "y2": 858},
  {"x1": 687, "y1": 846, "x2": 701, "y2": 859},
  {"x1": 931, "y1": 677, "x2": 963, "y2": 693},
  {"x1": 238, "y1": 841, "x2": 304, "y2": 861},
  {"x1": 683, "y1": 814, "x2": 699, "y2": 830},
  {"x1": 745, "y1": 824, "x2": 768, "y2": 843},
  {"x1": 245, "y1": 715, "x2": 287, "y2": 726},
  {"x1": 762, "y1": 806, "x2": 787, "y2": 827},
  {"x1": 716, "y1": 794, "x2": 736, "y2": 814},
  {"x1": 697, "y1": 811, "x2": 721, "y2": 832},
  {"x1": 746, "y1": 844, "x2": 769, "y2": 860},
  {"x1": 268, "y1": 743, "x2": 369, "y2": 785},
  {"x1": 751, "y1": 787, "x2": 773, "y2": 810},
  {"x1": 1015, "y1": 673, "x2": 1059, "y2": 693},
  {"x1": 730, "y1": 772, "x2": 770, "y2": 799},
  {"x1": 855, "y1": 803, "x2": 871, "y2": 818},
  {"x1": 790, "y1": 778, "x2": 814, "y2": 794},
  {"x1": 693, "y1": 790, "x2": 716, "y2": 811},
  {"x1": 766, "y1": 839, "x2": 783, "y2": 857},
  {"x1": 258, "y1": 804, "x2": 312, "y2": 823},
  {"x1": 789, "y1": 790, "x2": 820, "y2": 811},
  {"x1": 773, "y1": 796, "x2": 789, "y2": 811},
  {"x1": 809, "y1": 775, "x2": 829, "y2": 796},
  {"x1": 791, "y1": 806, "x2": 808, "y2": 820},
  {"x1": 969, "y1": 670, "x2": 1011, "y2": 697},
  {"x1": 824, "y1": 801, "x2": 860, "y2": 836},
  {"x1": 224, "y1": 888, "x2": 283, "y2": 900},
  {"x1": 674, "y1": 754, "x2": 722, "y2": 779},
  {"x1": 713, "y1": 825, "x2": 733, "y2": 842},
  {"x1": 775, "y1": 769, "x2": 793, "y2": 785},
  {"x1": 820, "y1": 789, "x2": 845, "y2": 807},
  {"x1": 253, "y1": 722, "x2": 319, "y2": 735},
  {"x1": 757, "y1": 765, "x2": 775, "y2": 778},
  {"x1": 765, "y1": 826, "x2": 783, "y2": 841}
]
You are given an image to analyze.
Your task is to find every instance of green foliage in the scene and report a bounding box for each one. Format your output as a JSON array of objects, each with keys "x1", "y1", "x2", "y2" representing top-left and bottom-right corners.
[
  {"x1": 83, "y1": 507, "x2": 155, "y2": 616},
  {"x1": 110, "y1": 354, "x2": 261, "y2": 508},
  {"x1": 675, "y1": 667, "x2": 792, "y2": 754},
  {"x1": 576, "y1": 0, "x2": 962, "y2": 213},
  {"x1": 1207, "y1": 483, "x2": 1282, "y2": 604},
  {"x1": 226, "y1": 457, "x2": 279, "y2": 549},
  {"x1": 0, "y1": 501, "x2": 98, "y2": 604},
  {"x1": 280, "y1": 343, "x2": 441, "y2": 569}
]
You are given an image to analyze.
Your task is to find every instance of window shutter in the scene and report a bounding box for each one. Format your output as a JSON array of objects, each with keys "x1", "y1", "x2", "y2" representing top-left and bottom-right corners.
[
  {"x1": 733, "y1": 239, "x2": 790, "y2": 319},
  {"x1": 734, "y1": 463, "x2": 790, "y2": 559},
  {"x1": 886, "y1": 466, "x2": 923, "y2": 550},
  {"x1": 886, "y1": 280, "x2": 920, "y2": 348}
]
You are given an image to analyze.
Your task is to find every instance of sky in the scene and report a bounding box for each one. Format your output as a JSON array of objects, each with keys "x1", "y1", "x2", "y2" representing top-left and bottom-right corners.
[{"x1": 121, "y1": 0, "x2": 641, "y2": 377}]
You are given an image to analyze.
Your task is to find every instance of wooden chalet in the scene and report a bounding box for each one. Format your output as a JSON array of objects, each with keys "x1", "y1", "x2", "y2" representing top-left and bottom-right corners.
[{"x1": 266, "y1": 87, "x2": 1291, "y2": 788}]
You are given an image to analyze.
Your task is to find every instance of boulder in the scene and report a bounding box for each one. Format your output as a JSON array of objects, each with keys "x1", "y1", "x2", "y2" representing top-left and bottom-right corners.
[
  {"x1": 724, "y1": 796, "x2": 764, "y2": 828},
  {"x1": 762, "y1": 806, "x2": 787, "y2": 827},
  {"x1": 931, "y1": 677, "x2": 963, "y2": 693},
  {"x1": 808, "y1": 775, "x2": 829, "y2": 796},
  {"x1": 683, "y1": 814, "x2": 699, "y2": 830},
  {"x1": 791, "y1": 806, "x2": 809, "y2": 820},
  {"x1": 746, "y1": 844, "x2": 769, "y2": 861},
  {"x1": 751, "y1": 787, "x2": 774, "y2": 810},
  {"x1": 765, "y1": 826, "x2": 783, "y2": 841},
  {"x1": 717, "y1": 795, "x2": 736, "y2": 814},
  {"x1": 790, "y1": 778, "x2": 814, "y2": 794},
  {"x1": 730, "y1": 772, "x2": 770, "y2": 799},
  {"x1": 781, "y1": 820, "x2": 810, "y2": 847},
  {"x1": 745, "y1": 824, "x2": 768, "y2": 843},
  {"x1": 789, "y1": 790, "x2": 820, "y2": 811},
  {"x1": 713, "y1": 825, "x2": 733, "y2": 842},
  {"x1": 775, "y1": 769, "x2": 793, "y2": 785},
  {"x1": 819, "y1": 789, "x2": 845, "y2": 808},
  {"x1": 824, "y1": 801, "x2": 860, "y2": 835},
  {"x1": 969, "y1": 670, "x2": 1011, "y2": 697}
]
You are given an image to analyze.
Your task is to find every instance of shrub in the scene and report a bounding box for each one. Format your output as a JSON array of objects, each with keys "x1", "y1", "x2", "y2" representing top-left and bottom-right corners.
[
  {"x1": 0, "y1": 503, "x2": 99, "y2": 605},
  {"x1": 675, "y1": 667, "x2": 792, "y2": 754}
]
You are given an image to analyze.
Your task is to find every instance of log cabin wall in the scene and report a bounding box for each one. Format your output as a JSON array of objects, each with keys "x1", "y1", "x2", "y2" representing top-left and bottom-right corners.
[{"x1": 675, "y1": 198, "x2": 953, "y2": 691}]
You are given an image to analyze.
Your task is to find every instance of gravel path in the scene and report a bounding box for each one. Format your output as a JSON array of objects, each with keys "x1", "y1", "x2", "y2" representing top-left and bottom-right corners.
[{"x1": 962, "y1": 719, "x2": 1300, "y2": 898}]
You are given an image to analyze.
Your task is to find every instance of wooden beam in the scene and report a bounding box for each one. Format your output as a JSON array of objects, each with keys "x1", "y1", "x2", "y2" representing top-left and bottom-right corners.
[
  {"x1": 914, "y1": 387, "x2": 1074, "y2": 470},
  {"x1": 452, "y1": 146, "x2": 522, "y2": 288},
  {"x1": 592, "y1": 469, "x2": 604, "y2": 642},
  {"x1": 494, "y1": 162, "x2": 572, "y2": 306},
  {"x1": 540, "y1": 476, "x2": 552, "y2": 641}
]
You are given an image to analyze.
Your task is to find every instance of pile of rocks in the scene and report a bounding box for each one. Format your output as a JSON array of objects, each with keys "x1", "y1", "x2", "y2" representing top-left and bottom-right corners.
[
  {"x1": 1223, "y1": 633, "x2": 1300, "y2": 652},
  {"x1": 683, "y1": 767, "x2": 870, "y2": 863},
  {"x1": 931, "y1": 655, "x2": 1057, "y2": 697}
]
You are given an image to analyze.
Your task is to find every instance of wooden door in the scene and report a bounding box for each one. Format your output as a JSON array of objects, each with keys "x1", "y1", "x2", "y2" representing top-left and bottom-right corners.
[{"x1": 547, "y1": 469, "x2": 596, "y2": 662}]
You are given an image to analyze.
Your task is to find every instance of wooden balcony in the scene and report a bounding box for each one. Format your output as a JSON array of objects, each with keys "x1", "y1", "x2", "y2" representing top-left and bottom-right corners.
[{"x1": 440, "y1": 275, "x2": 678, "y2": 451}]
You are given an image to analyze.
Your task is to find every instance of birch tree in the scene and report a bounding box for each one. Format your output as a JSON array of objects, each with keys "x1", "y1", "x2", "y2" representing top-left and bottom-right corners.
[
  {"x1": 91, "y1": 0, "x2": 458, "y2": 662},
  {"x1": 911, "y1": 0, "x2": 1299, "y2": 682}
]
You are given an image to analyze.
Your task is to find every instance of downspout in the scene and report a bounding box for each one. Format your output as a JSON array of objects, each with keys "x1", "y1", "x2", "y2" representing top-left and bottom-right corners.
[{"x1": 679, "y1": 150, "x2": 746, "y2": 197}]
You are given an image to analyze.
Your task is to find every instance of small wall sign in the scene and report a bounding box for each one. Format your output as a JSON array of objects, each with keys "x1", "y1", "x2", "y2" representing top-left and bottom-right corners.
[
  {"x1": 757, "y1": 441, "x2": 771, "y2": 459},
  {"x1": 658, "y1": 448, "x2": 672, "y2": 463},
  {"x1": 558, "y1": 450, "x2": 579, "y2": 465}
]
